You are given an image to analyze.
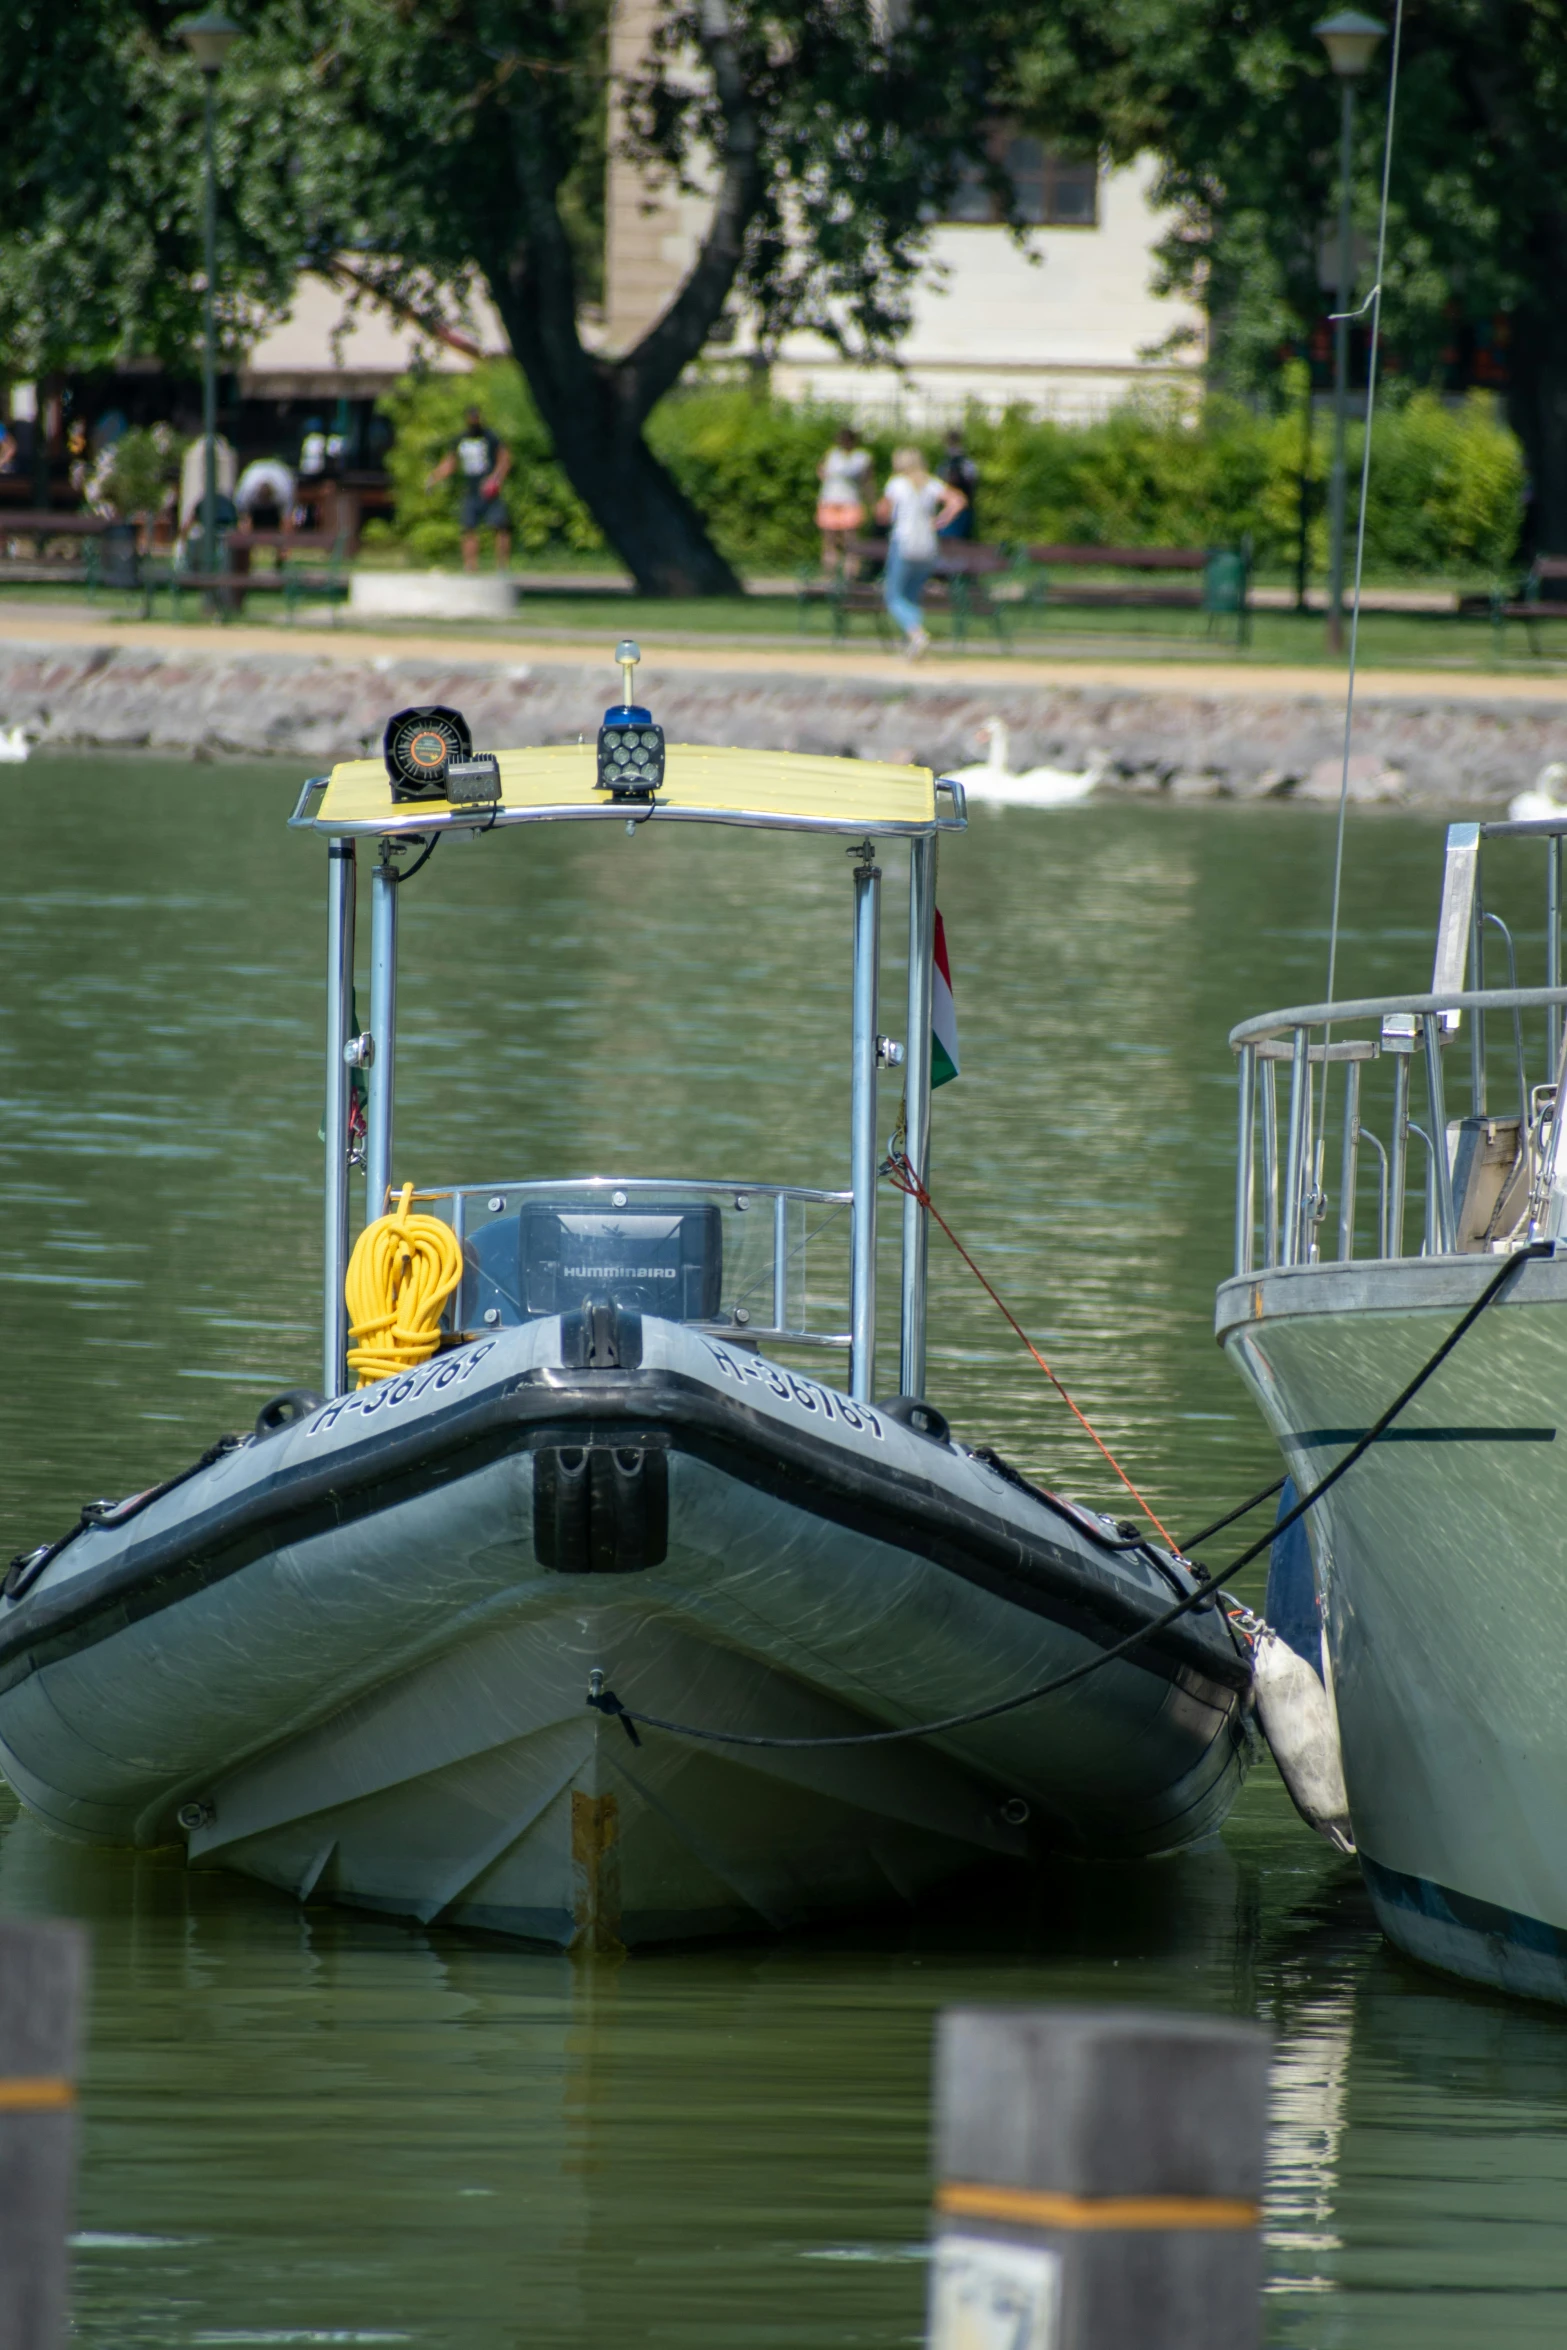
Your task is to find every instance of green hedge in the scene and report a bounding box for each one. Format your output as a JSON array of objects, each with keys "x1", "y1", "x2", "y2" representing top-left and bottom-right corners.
[
  {"x1": 370, "y1": 363, "x2": 1525, "y2": 581},
  {"x1": 369, "y1": 365, "x2": 604, "y2": 562}
]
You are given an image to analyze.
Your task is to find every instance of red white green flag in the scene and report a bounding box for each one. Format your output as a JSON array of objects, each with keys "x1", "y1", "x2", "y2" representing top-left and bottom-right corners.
[{"x1": 932, "y1": 909, "x2": 960, "y2": 1088}]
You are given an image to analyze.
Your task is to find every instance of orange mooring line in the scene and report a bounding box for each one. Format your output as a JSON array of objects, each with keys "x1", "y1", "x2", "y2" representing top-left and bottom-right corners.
[{"x1": 888, "y1": 1154, "x2": 1180, "y2": 1550}]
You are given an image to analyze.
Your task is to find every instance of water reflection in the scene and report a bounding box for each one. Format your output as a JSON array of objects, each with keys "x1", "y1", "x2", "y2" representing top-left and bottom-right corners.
[
  {"x1": 4, "y1": 761, "x2": 1567, "y2": 2344},
  {"x1": 12, "y1": 1770, "x2": 1567, "y2": 2350}
]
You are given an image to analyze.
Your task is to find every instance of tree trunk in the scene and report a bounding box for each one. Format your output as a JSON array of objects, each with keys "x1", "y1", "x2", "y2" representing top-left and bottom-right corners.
[
  {"x1": 540, "y1": 367, "x2": 742, "y2": 598},
  {"x1": 490, "y1": 280, "x2": 744, "y2": 598},
  {"x1": 484, "y1": 0, "x2": 764, "y2": 600},
  {"x1": 1509, "y1": 292, "x2": 1567, "y2": 561}
]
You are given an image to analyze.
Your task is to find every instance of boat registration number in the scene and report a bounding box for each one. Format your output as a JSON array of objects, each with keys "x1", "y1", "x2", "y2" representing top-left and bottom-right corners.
[
  {"x1": 306, "y1": 1342, "x2": 498, "y2": 1437},
  {"x1": 700, "y1": 1340, "x2": 883, "y2": 1438}
]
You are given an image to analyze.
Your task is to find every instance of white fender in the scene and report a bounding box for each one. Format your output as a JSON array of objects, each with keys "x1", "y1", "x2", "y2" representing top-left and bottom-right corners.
[{"x1": 1251, "y1": 1628, "x2": 1355, "y2": 1854}]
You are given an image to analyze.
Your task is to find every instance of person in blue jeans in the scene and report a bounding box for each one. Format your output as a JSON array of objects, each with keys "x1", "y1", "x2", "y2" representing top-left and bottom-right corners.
[{"x1": 875, "y1": 447, "x2": 967, "y2": 658}]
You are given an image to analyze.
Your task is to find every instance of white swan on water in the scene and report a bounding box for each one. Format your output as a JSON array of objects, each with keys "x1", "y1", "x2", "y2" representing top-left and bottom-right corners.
[
  {"x1": 0, "y1": 727, "x2": 29, "y2": 764},
  {"x1": 944, "y1": 718, "x2": 1099, "y2": 809},
  {"x1": 1508, "y1": 760, "x2": 1567, "y2": 823}
]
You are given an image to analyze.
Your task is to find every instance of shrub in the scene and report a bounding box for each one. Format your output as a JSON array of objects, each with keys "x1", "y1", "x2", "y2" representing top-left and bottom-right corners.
[
  {"x1": 93, "y1": 423, "x2": 179, "y2": 519},
  {"x1": 374, "y1": 363, "x2": 603, "y2": 562},
  {"x1": 375, "y1": 364, "x2": 1524, "y2": 580},
  {"x1": 647, "y1": 389, "x2": 880, "y2": 572},
  {"x1": 1357, "y1": 391, "x2": 1524, "y2": 576}
]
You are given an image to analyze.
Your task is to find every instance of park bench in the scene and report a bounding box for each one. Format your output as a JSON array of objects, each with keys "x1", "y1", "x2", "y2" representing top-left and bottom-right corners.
[
  {"x1": 1461, "y1": 556, "x2": 1567, "y2": 656},
  {"x1": 811, "y1": 538, "x2": 1013, "y2": 649},
  {"x1": 0, "y1": 511, "x2": 110, "y2": 590},
  {"x1": 803, "y1": 535, "x2": 1252, "y2": 648},
  {"x1": 138, "y1": 531, "x2": 350, "y2": 621},
  {"x1": 0, "y1": 471, "x2": 75, "y2": 512},
  {"x1": 1010, "y1": 541, "x2": 1252, "y2": 644}
]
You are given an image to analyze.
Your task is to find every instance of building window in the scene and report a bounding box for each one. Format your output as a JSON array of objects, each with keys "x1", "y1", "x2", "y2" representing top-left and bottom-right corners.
[{"x1": 944, "y1": 136, "x2": 1099, "y2": 228}]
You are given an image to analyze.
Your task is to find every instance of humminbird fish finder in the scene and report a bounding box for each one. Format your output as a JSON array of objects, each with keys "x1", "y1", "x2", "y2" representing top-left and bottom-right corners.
[{"x1": 462, "y1": 1200, "x2": 722, "y2": 1327}]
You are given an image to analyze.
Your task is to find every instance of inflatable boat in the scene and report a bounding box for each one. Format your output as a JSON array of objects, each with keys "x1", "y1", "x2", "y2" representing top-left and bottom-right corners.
[{"x1": 0, "y1": 653, "x2": 1249, "y2": 1946}]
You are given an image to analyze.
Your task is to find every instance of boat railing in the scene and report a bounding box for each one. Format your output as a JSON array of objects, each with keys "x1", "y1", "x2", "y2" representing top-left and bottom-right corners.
[
  {"x1": 404, "y1": 1174, "x2": 855, "y2": 1350},
  {"x1": 1229, "y1": 985, "x2": 1567, "y2": 1276}
]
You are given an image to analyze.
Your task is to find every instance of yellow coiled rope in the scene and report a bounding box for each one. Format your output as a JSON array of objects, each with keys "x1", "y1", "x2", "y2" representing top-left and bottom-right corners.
[{"x1": 345, "y1": 1181, "x2": 465, "y2": 1389}]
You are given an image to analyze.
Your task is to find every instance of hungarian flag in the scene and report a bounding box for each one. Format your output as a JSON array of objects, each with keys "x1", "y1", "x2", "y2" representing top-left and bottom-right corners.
[{"x1": 932, "y1": 909, "x2": 960, "y2": 1088}]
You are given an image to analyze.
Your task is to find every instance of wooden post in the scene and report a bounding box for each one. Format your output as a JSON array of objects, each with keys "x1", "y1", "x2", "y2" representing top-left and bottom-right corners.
[
  {"x1": 928, "y1": 2007, "x2": 1270, "y2": 2350},
  {"x1": 0, "y1": 1922, "x2": 88, "y2": 2350}
]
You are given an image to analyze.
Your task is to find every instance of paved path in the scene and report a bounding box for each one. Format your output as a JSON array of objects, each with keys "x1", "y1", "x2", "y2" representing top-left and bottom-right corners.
[{"x1": 2, "y1": 606, "x2": 1567, "y2": 708}]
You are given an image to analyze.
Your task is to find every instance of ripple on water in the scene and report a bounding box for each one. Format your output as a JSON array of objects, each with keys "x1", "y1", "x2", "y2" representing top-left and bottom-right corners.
[{"x1": 4, "y1": 761, "x2": 1560, "y2": 2346}]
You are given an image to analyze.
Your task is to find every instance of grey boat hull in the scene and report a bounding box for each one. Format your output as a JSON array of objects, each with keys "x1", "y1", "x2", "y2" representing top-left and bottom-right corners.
[
  {"x1": 0, "y1": 1315, "x2": 1248, "y2": 1947},
  {"x1": 1219, "y1": 1252, "x2": 1567, "y2": 2004}
]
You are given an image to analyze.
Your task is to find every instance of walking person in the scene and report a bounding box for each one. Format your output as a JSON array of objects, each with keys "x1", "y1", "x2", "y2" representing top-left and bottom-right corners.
[
  {"x1": 815, "y1": 425, "x2": 871, "y2": 580},
  {"x1": 875, "y1": 446, "x2": 967, "y2": 658},
  {"x1": 427, "y1": 406, "x2": 513, "y2": 573}
]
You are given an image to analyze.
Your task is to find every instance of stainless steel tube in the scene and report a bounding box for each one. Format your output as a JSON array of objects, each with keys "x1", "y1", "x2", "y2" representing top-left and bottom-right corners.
[
  {"x1": 899, "y1": 836, "x2": 936, "y2": 1395},
  {"x1": 1301, "y1": 1063, "x2": 1318, "y2": 1264},
  {"x1": 1361, "y1": 1128, "x2": 1390, "y2": 1257},
  {"x1": 1281, "y1": 1029, "x2": 1309, "y2": 1267},
  {"x1": 1389, "y1": 1051, "x2": 1411, "y2": 1257},
  {"x1": 1261, "y1": 1059, "x2": 1280, "y2": 1268},
  {"x1": 449, "y1": 1188, "x2": 466, "y2": 1336},
  {"x1": 323, "y1": 837, "x2": 357, "y2": 1399},
  {"x1": 1422, "y1": 1013, "x2": 1458, "y2": 1251},
  {"x1": 773, "y1": 1189, "x2": 790, "y2": 1334},
  {"x1": 1407, "y1": 1122, "x2": 1438, "y2": 1253},
  {"x1": 1234, "y1": 1044, "x2": 1256, "y2": 1276},
  {"x1": 1552, "y1": 840, "x2": 1563, "y2": 1084},
  {"x1": 1470, "y1": 883, "x2": 1487, "y2": 1115},
  {"x1": 849, "y1": 852, "x2": 882, "y2": 1402},
  {"x1": 1337, "y1": 1058, "x2": 1361, "y2": 1261},
  {"x1": 365, "y1": 855, "x2": 398, "y2": 1219}
]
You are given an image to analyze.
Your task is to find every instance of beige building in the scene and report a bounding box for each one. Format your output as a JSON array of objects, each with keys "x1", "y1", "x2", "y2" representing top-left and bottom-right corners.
[
  {"x1": 602, "y1": 0, "x2": 1204, "y2": 419},
  {"x1": 232, "y1": 0, "x2": 1204, "y2": 423},
  {"x1": 238, "y1": 271, "x2": 508, "y2": 403}
]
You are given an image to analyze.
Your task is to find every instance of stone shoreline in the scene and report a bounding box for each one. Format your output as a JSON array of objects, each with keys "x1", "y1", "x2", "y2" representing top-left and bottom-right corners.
[{"x1": 1, "y1": 637, "x2": 1563, "y2": 808}]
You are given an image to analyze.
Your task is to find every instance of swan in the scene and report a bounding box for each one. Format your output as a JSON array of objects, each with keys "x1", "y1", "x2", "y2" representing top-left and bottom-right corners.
[
  {"x1": 1507, "y1": 760, "x2": 1567, "y2": 823},
  {"x1": 943, "y1": 718, "x2": 1100, "y2": 809},
  {"x1": 0, "y1": 727, "x2": 30, "y2": 764}
]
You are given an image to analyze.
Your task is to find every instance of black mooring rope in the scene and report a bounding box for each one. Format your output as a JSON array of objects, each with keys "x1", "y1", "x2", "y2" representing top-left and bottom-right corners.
[{"x1": 587, "y1": 1241, "x2": 1549, "y2": 1752}]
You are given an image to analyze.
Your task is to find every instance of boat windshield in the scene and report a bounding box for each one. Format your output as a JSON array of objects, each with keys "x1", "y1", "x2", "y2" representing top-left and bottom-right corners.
[{"x1": 409, "y1": 1175, "x2": 853, "y2": 1351}]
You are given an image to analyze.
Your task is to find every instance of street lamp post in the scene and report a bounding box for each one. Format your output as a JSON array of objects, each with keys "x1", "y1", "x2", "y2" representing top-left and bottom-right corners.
[
  {"x1": 177, "y1": 9, "x2": 241, "y2": 584},
  {"x1": 1314, "y1": 9, "x2": 1386, "y2": 654}
]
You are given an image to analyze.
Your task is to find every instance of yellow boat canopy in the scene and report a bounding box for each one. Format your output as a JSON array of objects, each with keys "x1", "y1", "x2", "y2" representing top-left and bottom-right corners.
[{"x1": 291, "y1": 741, "x2": 964, "y2": 840}]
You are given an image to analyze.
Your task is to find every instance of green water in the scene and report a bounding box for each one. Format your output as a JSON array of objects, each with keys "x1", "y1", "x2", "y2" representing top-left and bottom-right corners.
[{"x1": 1, "y1": 759, "x2": 1564, "y2": 2346}]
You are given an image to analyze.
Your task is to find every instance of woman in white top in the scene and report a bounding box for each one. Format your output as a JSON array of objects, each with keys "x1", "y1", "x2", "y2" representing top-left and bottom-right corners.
[
  {"x1": 815, "y1": 427, "x2": 872, "y2": 577},
  {"x1": 875, "y1": 446, "x2": 966, "y2": 658}
]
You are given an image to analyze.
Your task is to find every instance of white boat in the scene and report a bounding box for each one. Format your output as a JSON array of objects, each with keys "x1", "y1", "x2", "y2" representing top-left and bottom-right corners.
[
  {"x1": 0, "y1": 657, "x2": 1249, "y2": 1949},
  {"x1": 1217, "y1": 812, "x2": 1567, "y2": 2001}
]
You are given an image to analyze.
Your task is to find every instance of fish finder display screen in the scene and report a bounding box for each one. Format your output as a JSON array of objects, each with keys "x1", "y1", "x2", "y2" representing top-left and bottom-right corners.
[{"x1": 463, "y1": 1202, "x2": 723, "y2": 1327}]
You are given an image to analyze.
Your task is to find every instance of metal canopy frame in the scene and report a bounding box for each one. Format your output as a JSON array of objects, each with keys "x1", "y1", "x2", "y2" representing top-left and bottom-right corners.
[{"x1": 310, "y1": 740, "x2": 964, "y2": 1404}]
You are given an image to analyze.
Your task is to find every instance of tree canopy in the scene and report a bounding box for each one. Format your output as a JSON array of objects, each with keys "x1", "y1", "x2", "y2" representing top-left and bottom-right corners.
[
  {"x1": 0, "y1": 0, "x2": 1019, "y2": 590},
  {"x1": 1004, "y1": 0, "x2": 1567, "y2": 548},
  {"x1": 7, "y1": 0, "x2": 1564, "y2": 568}
]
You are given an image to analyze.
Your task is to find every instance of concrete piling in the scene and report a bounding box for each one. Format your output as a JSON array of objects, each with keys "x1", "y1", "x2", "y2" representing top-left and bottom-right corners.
[
  {"x1": 0, "y1": 1922, "x2": 87, "y2": 2350},
  {"x1": 928, "y1": 2006, "x2": 1270, "y2": 2350}
]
